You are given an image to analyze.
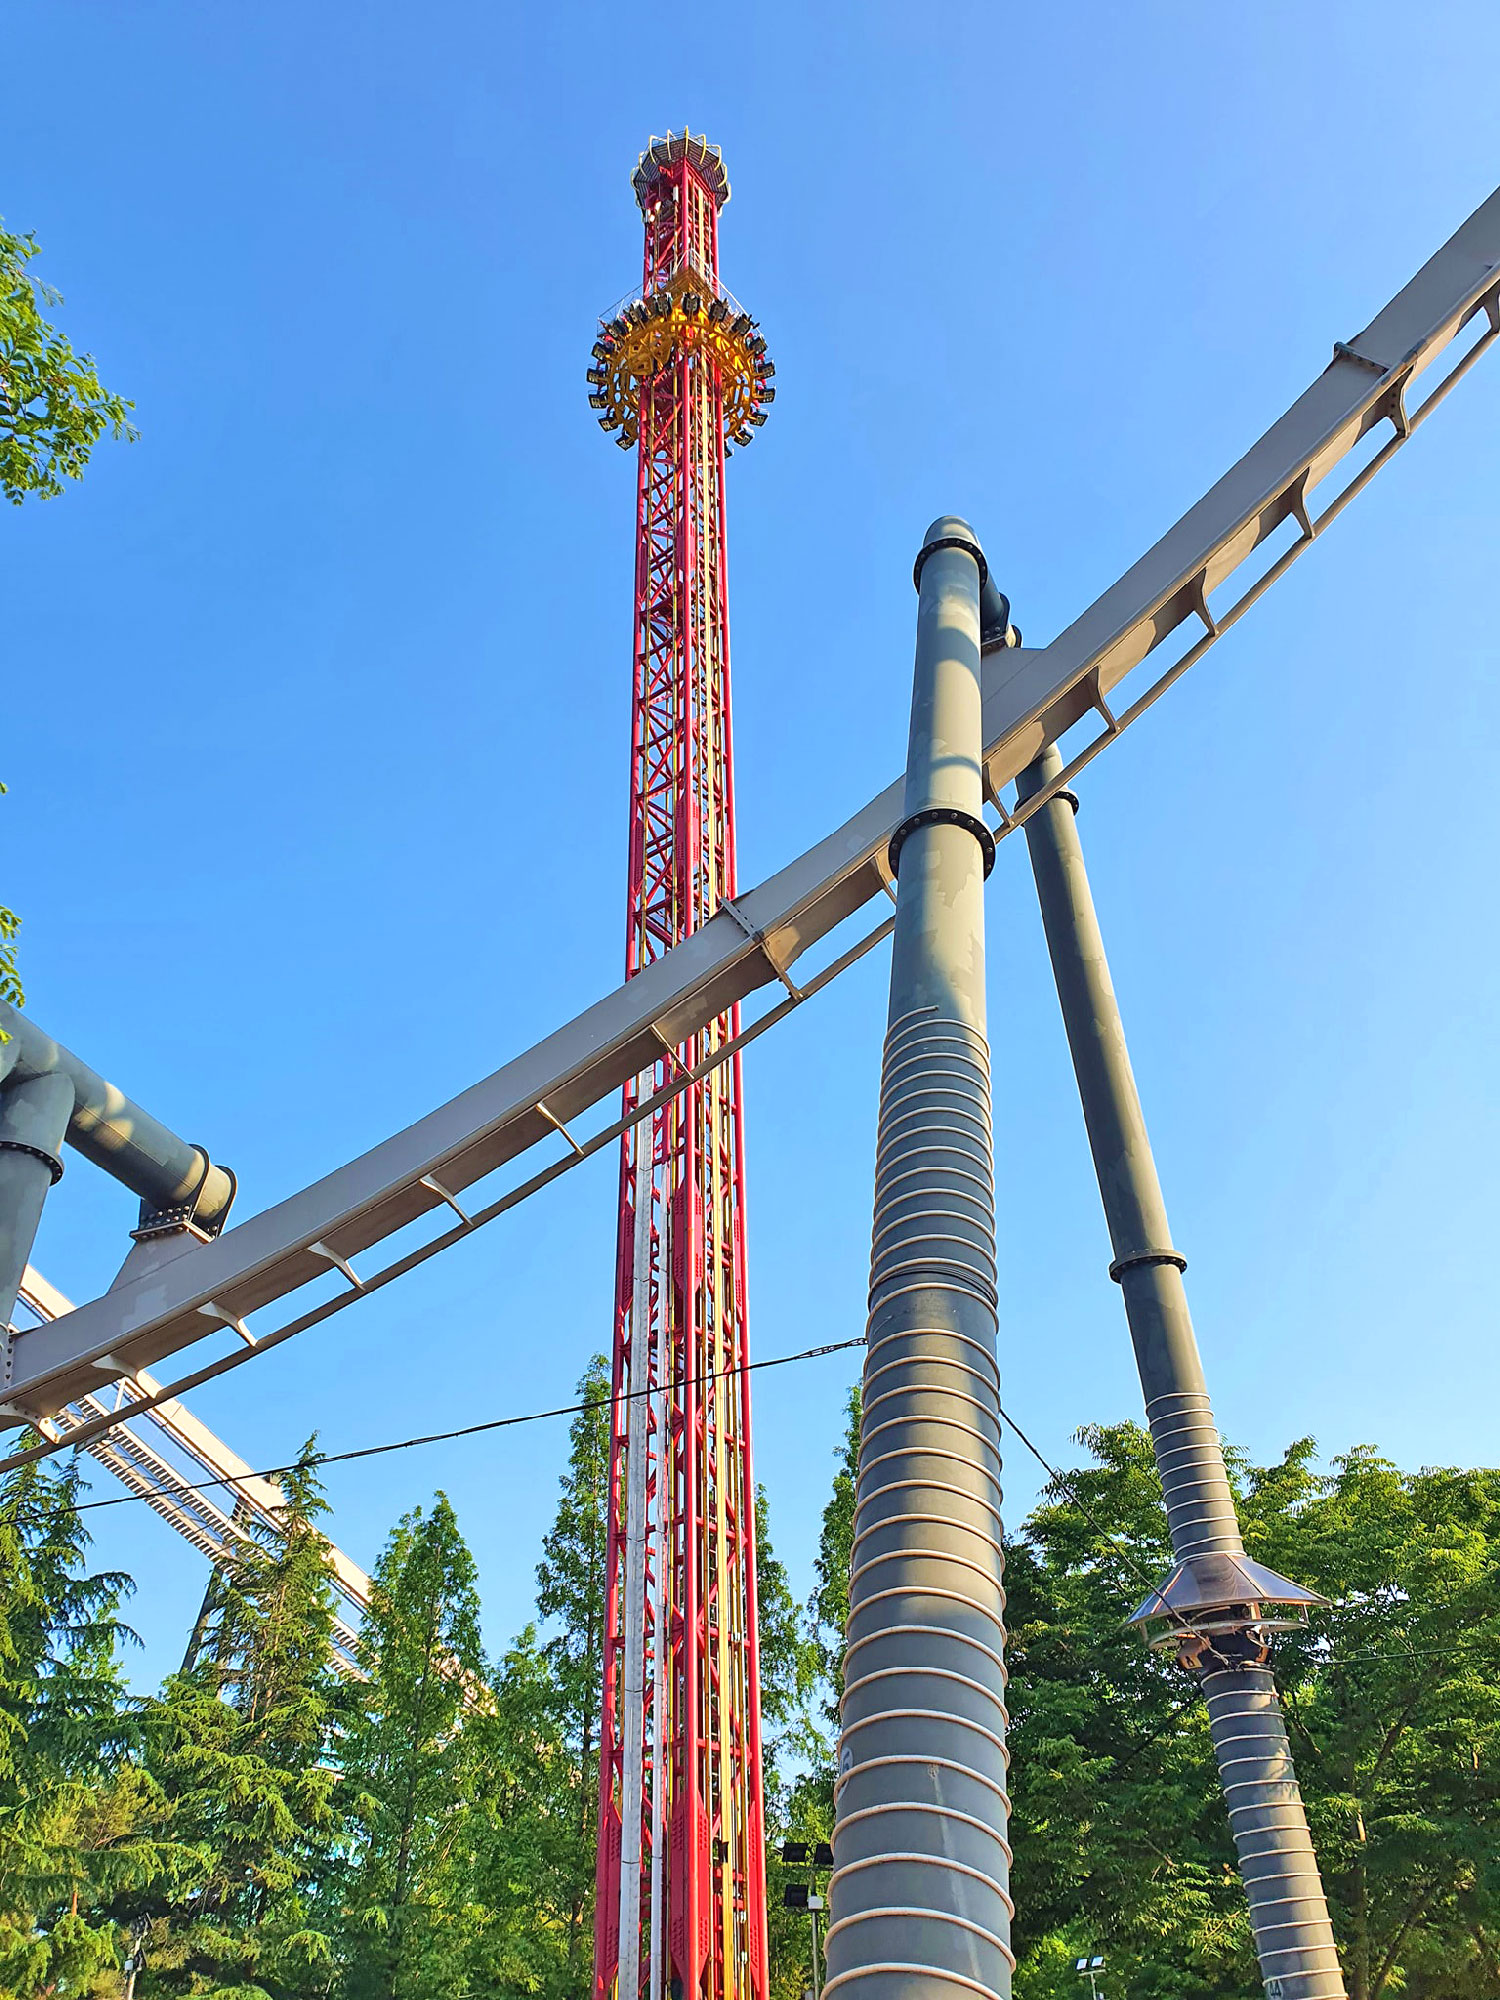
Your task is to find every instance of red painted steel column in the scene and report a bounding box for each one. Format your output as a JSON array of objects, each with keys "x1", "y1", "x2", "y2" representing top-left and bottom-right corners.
[{"x1": 588, "y1": 134, "x2": 775, "y2": 2000}]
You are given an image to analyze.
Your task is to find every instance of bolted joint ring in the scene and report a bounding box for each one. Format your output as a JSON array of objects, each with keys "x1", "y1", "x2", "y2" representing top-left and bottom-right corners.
[
  {"x1": 1108, "y1": 1246, "x2": 1187, "y2": 1283},
  {"x1": 888, "y1": 806, "x2": 996, "y2": 881},
  {"x1": 0, "y1": 1138, "x2": 64, "y2": 1186},
  {"x1": 913, "y1": 534, "x2": 988, "y2": 591}
]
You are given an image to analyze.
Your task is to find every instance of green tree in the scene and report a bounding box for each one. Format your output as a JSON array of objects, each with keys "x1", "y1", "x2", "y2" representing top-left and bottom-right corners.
[
  {"x1": 337, "y1": 1493, "x2": 487, "y2": 2000},
  {"x1": 764, "y1": 1384, "x2": 860, "y2": 2000},
  {"x1": 465, "y1": 1626, "x2": 580, "y2": 1998},
  {"x1": 1005, "y1": 1422, "x2": 1237, "y2": 2000},
  {"x1": 133, "y1": 1445, "x2": 345, "y2": 1999},
  {"x1": 755, "y1": 1484, "x2": 818, "y2": 1801},
  {"x1": 532, "y1": 1352, "x2": 610, "y2": 1979},
  {"x1": 2, "y1": 219, "x2": 136, "y2": 1039},
  {"x1": 1006, "y1": 1423, "x2": 1500, "y2": 2000},
  {"x1": 0, "y1": 1448, "x2": 172, "y2": 1998},
  {"x1": 0, "y1": 897, "x2": 21, "y2": 1025},
  {"x1": 0, "y1": 223, "x2": 135, "y2": 506},
  {"x1": 1259, "y1": 1446, "x2": 1500, "y2": 1999},
  {"x1": 756, "y1": 1479, "x2": 821, "y2": 2000}
]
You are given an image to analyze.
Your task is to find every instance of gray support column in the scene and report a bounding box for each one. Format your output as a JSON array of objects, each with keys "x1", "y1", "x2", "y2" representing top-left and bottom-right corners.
[
  {"x1": 0, "y1": 1073, "x2": 76, "y2": 1327},
  {"x1": 1016, "y1": 741, "x2": 1346, "y2": 2000},
  {"x1": 826, "y1": 518, "x2": 1012, "y2": 2000}
]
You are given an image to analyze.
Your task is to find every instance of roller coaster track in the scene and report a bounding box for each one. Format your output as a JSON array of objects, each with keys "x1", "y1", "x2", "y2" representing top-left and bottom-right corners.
[{"x1": 2, "y1": 184, "x2": 1496, "y2": 1468}]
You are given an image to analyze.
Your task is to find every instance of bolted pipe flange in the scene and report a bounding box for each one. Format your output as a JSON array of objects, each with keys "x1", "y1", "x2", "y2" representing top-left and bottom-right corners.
[
  {"x1": 1109, "y1": 1246, "x2": 1187, "y2": 1282},
  {"x1": 913, "y1": 530, "x2": 988, "y2": 590},
  {"x1": 0, "y1": 1137, "x2": 64, "y2": 1186},
  {"x1": 888, "y1": 805, "x2": 997, "y2": 881}
]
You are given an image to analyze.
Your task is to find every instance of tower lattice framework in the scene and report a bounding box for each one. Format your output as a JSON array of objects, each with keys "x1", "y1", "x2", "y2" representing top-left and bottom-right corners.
[{"x1": 587, "y1": 133, "x2": 776, "y2": 2000}]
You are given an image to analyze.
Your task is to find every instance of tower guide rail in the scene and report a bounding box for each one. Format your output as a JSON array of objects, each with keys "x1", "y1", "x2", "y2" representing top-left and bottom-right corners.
[{"x1": 2, "y1": 183, "x2": 1496, "y2": 1460}]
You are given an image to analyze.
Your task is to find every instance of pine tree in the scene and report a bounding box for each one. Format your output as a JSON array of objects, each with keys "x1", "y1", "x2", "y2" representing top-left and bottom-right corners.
[
  {"x1": 133, "y1": 1443, "x2": 345, "y2": 1998},
  {"x1": 0, "y1": 1445, "x2": 171, "y2": 1998},
  {"x1": 337, "y1": 1492, "x2": 487, "y2": 2000},
  {"x1": 533, "y1": 1352, "x2": 609, "y2": 1978},
  {"x1": 466, "y1": 1626, "x2": 579, "y2": 1999}
]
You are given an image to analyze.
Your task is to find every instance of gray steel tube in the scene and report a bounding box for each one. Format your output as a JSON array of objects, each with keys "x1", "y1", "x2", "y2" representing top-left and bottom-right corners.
[
  {"x1": 1016, "y1": 742, "x2": 1346, "y2": 2000},
  {"x1": 826, "y1": 518, "x2": 1013, "y2": 2000},
  {"x1": 0, "y1": 1074, "x2": 75, "y2": 1327},
  {"x1": 0, "y1": 1002, "x2": 233, "y2": 1231}
]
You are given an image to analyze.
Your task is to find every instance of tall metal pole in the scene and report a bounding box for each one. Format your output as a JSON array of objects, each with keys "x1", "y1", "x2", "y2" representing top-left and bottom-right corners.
[
  {"x1": 826, "y1": 518, "x2": 1013, "y2": 2000},
  {"x1": 1016, "y1": 741, "x2": 1346, "y2": 2000}
]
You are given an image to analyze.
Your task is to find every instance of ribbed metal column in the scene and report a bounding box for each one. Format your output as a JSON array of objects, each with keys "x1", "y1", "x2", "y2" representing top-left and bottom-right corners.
[
  {"x1": 1017, "y1": 742, "x2": 1346, "y2": 2000},
  {"x1": 826, "y1": 518, "x2": 1012, "y2": 2000}
]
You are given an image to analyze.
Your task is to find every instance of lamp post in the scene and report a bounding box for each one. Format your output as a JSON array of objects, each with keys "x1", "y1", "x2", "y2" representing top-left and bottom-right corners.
[
  {"x1": 1074, "y1": 1952, "x2": 1106, "y2": 1999},
  {"x1": 782, "y1": 1840, "x2": 835, "y2": 1997}
]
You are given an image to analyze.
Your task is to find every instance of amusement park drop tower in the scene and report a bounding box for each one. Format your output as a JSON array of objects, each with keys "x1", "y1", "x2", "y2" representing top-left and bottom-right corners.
[{"x1": 588, "y1": 132, "x2": 776, "y2": 2000}]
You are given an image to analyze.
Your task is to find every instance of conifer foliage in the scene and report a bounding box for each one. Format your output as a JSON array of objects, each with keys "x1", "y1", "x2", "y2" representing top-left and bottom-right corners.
[
  {"x1": 0, "y1": 1448, "x2": 161, "y2": 1998},
  {"x1": 339, "y1": 1493, "x2": 485, "y2": 2000},
  {"x1": 130, "y1": 1443, "x2": 344, "y2": 1996}
]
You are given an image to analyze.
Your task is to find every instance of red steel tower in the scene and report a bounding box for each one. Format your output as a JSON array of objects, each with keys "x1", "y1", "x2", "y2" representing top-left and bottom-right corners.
[{"x1": 587, "y1": 132, "x2": 775, "y2": 2000}]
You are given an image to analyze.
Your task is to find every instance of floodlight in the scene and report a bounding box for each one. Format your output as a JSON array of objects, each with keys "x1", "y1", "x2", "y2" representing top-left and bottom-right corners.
[{"x1": 781, "y1": 1841, "x2": 809, "y2": 1864}]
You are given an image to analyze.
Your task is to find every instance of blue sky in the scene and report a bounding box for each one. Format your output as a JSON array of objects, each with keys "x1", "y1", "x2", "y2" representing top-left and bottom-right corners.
[{"x1": 5, "y1": 2, "x2": 1499, "y2": 1688}]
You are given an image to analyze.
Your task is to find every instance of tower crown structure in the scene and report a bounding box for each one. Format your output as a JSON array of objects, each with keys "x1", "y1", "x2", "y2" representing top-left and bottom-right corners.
[
  {"x1": 591, "y1": 135, "x2": 771, "y2": 2000},
  {"x1": 587, "y1": 130, "x2": 774, "y2": 458}
]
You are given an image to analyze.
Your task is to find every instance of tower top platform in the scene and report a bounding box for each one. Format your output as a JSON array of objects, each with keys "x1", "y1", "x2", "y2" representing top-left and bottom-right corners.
[{"x1": 632, "y1": 130, "x2": 729, "y2": 213}]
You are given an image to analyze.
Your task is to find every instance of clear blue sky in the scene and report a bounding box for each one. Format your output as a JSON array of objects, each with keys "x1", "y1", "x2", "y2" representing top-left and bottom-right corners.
[{"x1": 5, "y1": 2, "x2": 1498, "y2": 1688}]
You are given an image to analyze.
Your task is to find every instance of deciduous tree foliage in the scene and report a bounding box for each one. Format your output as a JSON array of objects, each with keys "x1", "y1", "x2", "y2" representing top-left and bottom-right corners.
[
  {"x1": 0, "y1": 224, "x2": 135, "y2": 506},
  {"x1": 1006, "y1": 1422, "x2": 1500, "y2": 2000},
  {"x1": 2, "y1": 220, "x2": 135, "y2": 1031}
]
